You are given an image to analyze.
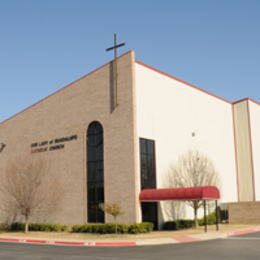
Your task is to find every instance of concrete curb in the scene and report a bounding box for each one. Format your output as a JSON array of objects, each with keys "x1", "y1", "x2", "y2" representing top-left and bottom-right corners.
[
  {"x1": 0, "y1": 237, "x2": 136, "y2": 246},
  {"x1": 0, "y1": 228, "x2": 259, "y2": 247},
  {"x1": 227, "y1": 227, "x2": 260, "y2": 237}
]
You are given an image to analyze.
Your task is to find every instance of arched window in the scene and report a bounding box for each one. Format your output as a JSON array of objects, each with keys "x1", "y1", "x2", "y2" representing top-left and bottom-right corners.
[{"x1": 87, "y1": 121, "x2": 104, "y2": 223}]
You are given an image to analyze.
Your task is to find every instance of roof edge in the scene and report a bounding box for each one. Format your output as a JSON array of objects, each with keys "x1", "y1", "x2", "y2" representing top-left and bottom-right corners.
[
  {"x1": 233, "y1": 97, "x2": 260, "y2": 106},
  {"x1": 135, "y1": 60, "x2": 232, "y2": 105},
  {"x1": 0, "y1": 50, "x2": 135, "y2": 125}
]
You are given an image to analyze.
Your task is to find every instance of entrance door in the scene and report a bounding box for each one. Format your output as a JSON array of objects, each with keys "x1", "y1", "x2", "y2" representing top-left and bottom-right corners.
[{"x1": 141, "y1": 202, "x2": 158, "y2": 230}]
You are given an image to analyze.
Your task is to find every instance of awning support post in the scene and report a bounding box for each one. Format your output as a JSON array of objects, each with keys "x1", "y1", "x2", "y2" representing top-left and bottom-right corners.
[
  {"x1": 204, "y1": 200, "x2": 207, "y2": 233},
  {"x1": 216, "y1": 200, "x2": 219, "y2": 231}
]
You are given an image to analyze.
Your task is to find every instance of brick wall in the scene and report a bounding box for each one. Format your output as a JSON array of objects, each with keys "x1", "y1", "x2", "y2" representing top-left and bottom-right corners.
[
  {"x1": 229, "y1": 202, "x2": 260, "y2": 224},
  {"x1": 0, "y1": 51, "x2": 138, "y2": 225}
]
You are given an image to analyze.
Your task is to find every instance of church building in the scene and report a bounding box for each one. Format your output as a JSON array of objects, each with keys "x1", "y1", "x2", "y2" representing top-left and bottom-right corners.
[{"x1": 1, "y1": 50, "x2": 260, "y2": 228}]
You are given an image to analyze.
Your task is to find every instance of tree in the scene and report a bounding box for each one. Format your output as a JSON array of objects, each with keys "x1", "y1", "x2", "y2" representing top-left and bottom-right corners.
[
  {"x1": 165, "y1": 150, "x2": 222, "y2": 228},
  {"x1": 2, "y1": 154, "x2": 63, "y2": 233},
  {"x1": 102, "y1": 202, "x2": 124, "y2": 234}
]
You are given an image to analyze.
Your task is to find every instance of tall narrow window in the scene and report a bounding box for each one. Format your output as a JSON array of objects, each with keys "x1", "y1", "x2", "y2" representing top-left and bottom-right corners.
[
  {"x1": 87, "y1": 121, "x2": 104, "y2": 223},
  {"x1": 140, "y1": 138, "x2": 156, "y2": 190},
  {"x1": 140, "y1": 138, "x2": 157, "y2": 229}
]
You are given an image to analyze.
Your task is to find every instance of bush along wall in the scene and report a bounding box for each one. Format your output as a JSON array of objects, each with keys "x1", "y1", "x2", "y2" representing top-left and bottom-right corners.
[
  {"x1": 198, "y1": 211, "x2": 221, "y2": 226},
  {"x1": 163, "y1": 219, "x2": 195, "y2": 230},
  {"x1": 72, "y1": 222, "x2": 154, "y2": 234},
  {"x1": 163, "y1": 211, "x2": 221, "y2": 230},
  {"x1": 10, "y1": 222, "x2": 154, "y2": 234},
  {"x1": 72, "y1": 223, "x2": 129, "y2": 234},
  {"x1": 10, "y1": 222, "x2": 68, "y2": 232}
]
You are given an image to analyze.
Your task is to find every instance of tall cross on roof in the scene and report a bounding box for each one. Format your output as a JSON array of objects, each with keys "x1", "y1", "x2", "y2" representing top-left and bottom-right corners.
[{"x1": 106, "y1": 34, "x2": 125, "y2": 108}]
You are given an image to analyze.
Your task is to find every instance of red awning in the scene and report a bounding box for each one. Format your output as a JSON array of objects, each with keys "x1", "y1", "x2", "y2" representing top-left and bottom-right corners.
[{"x1": 139, "y1": 186, "x2": 220, "y2": 201}]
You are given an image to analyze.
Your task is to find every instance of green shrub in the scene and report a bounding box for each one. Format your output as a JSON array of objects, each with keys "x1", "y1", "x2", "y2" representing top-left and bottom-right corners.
[
  {"x1": 91, "y1": 224, "x2": 101, "y2": 233},
  {"x1": 40, "y1": 224, "x2": 51, "y2": 232},
  {"x1": 72, "y1": 224, "x2": 81, "y2": 232},
  {"x1": 28, "y1": 223, "x2": 37, "y2": 231},
  {"x1": 72, "y1": 223, "x2": 129, "y2": 234},
  {"x1": 10, "y1": 222, "x2": 25, "y2": 231},
  {"x1": 163, "y1": 220, "x2": 194, "y2": 230},
  {"x1": 60, "y1": 225, "x2": 68, "y2": 232},
  {"x1": 163, "y1": 221, "x2": 179, "y2": 230},
  {"x1": 102, "y1": 223, "x2": 115, "y2": 234},
  {"x1": 50, "y1": 224, "x2": 60, "y2": 232},
  {"x1": 128, "y1": 223, "x2": 153, "y2": 234},
  {"x1": 10, "y1": 222, "x2": 67, "y2": 232},
  {"x1": 198, "y1": 211, "x2": 221, "y2": 226},
  {"x1": 178, "y1": 219, "x2": 194, "y2": 229},
  {"x1": 129, "y1": 224, "x2": 145, "y2": 234},
  {"x1": 141, "y1": 222, "x2": 154, "y2": 232},
  {"x1": 117, "y1": 223, "x2": 129, "y2": 234}
]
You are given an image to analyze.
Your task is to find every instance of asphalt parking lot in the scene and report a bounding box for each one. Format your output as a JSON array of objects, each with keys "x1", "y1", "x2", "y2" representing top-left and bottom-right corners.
[{"x1": 0, "y1": 231, "x2": 260, "y2": 260}]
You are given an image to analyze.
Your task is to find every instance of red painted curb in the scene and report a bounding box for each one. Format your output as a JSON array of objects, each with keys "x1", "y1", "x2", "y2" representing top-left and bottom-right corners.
[
  {"x1": 0, "y1": 238, "x2": 136, "y2": 246},
  {"x1": 227, "y1": 228, "x2": 260, "y2": 236}
]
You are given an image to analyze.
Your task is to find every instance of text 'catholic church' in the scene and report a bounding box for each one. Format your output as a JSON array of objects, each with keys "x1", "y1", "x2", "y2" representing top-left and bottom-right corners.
[{"x1": 1, "y1": 50, "x2": 260, "y2": 228}]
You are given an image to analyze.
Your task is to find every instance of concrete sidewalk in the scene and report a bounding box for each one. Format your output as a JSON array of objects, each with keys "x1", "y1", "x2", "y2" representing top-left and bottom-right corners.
[{"x1": 0, "y1": 224, "x2": 259, "y2": 246}]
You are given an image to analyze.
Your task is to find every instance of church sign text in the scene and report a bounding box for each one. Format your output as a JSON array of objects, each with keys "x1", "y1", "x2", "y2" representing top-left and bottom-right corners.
[{"x1": 31, "y1": 135, "x2": 77, "y2": 154}]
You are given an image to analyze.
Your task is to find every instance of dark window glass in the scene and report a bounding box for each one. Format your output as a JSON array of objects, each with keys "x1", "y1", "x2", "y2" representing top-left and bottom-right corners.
[
  {"x1": 140, "y1": 139, "x2": 157, "y2": 229},
  {"x1": 97, "y1": 207, "x2": 104, "y2": 222},
  {"x1": 96, "y1": 169, "x2": 103, "y2": 182},
  {"x1": 141, "y1": 154, "x2": 147, "y2": 169},
  {"x1": 140, "y1": 139, "x2": 146, "y2": 154},
  {"x1": 87, "y1": 121, "x2": 104, "y2": 223},
  {"x1": 87, "y1": 162, "x2": 96, "y2": 182},
  {"x1": 95, "y1": 123, "x2": 102, "y2": 133},
  {"x1": 87, "y1": 135, "x2": 96, "y2": 147},
  {"x1": 88, "y1": 123, "x2": 96, "y2": 134},
  {"x1": 87, "y1": 203, "x2": 97, "y2": 223},
  {"x1": 141, "y1": 202, "x2": 158, "y2": 230},
  {"x1": 147, "y1": 141, "x2": 154, "y2": 155},
  {"x1": 87, "y1": 186, "x2": 96, "y2": 202},
  {"x1": 140, "y1": 138, "x2": 156, "y2": 190},
  {"x1": 147, "y1": 155, "x2": 155, "y2": 170},
  {"x1": 97, "y1": 185, "x2": 104, "y2": 201},
  {"x1": 96, "y1": 133, "x2": 103, "y2": 145},
  {"x1": 96, "y1": 145, "x2": 103, "y2": 161}
]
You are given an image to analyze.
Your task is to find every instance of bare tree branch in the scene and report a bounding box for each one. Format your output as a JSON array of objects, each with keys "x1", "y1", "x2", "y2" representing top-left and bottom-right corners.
[
  {"x1": 2, "y1": 154, "x2": 63, "y2": 233},
  {"x1": 164, "y1": 149, "x2": 222, "y2": 228}
]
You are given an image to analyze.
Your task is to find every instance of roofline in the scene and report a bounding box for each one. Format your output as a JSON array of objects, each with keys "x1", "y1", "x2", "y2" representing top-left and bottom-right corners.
[
  {"x1": 1, "y1": 50, "x2": 259, "y2": 124},
  {"x1": 135, "y1": 61, "x2": 260, "y2": 107},
  {"x1": 233, "y1": 97, "x2": 260, "y2": 106},
  {"x1": 135, "y1": 60, "x2": 232, "y2": 105},
  {"x1": 0, "y1": 50, "x2": 135, "y2": 125}
]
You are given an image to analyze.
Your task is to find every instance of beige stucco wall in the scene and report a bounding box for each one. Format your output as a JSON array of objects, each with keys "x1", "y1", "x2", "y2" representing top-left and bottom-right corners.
[
  {"x1": 0, "y1": 51, "x2": 138, "y2": 225},
  {"x1": 135, "y1": 62, "x2": 238, "y2": 224},
  {"x1": 233, "y1": 100, "x2": 254, "y2": 202},
  {"x1": 247, "y1": 100, "x2": 260, "y2": 201}
]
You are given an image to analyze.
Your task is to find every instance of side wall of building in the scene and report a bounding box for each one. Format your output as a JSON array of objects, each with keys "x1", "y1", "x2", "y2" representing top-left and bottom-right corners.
[
  {"x1": 0, "y1": 51, "x2": 138, "y2": 225},
  {"x1": 248, "y1": 100, "x2": 260, "y2": 201},
  {"x1": 135, "y1": 62, "x2": 238, "y2": 225},
  {"x1": 233, "y1": 100, "x2": 256, "y2": 202}
]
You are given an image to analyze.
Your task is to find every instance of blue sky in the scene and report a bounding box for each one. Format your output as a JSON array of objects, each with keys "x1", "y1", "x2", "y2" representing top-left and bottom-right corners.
[{"x1": 0, "y1": 0, "x2": 259, "y2": 122}]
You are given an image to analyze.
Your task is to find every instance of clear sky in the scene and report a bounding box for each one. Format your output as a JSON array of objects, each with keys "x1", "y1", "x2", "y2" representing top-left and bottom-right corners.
[{"x1": 0, "y1": 0, "x2": 259, "y2": 122}]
